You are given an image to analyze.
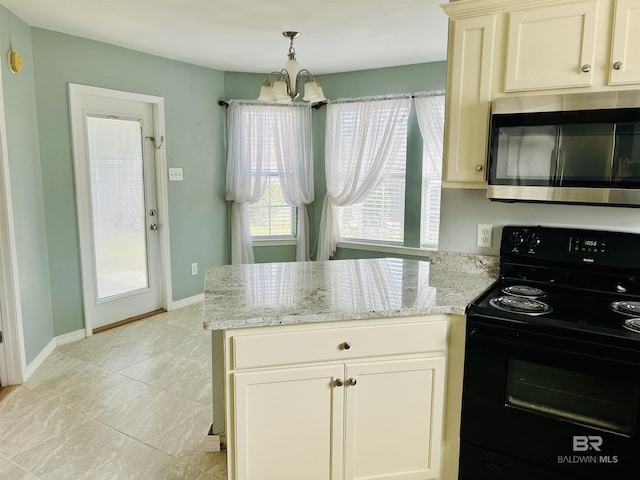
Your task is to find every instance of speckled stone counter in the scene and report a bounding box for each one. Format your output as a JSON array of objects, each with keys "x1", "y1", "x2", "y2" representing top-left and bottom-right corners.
[{"x1": 203, "y1": 255, "x2": 498, "y2": 330}]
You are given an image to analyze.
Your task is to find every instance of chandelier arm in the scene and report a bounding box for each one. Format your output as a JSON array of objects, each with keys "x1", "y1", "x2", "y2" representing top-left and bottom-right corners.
[{"x1": 295, "y1": 69, "x2": 313, "y2": 97}]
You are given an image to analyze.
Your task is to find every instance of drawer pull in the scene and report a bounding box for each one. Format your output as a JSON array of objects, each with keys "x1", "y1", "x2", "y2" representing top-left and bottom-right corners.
[
  {"x1": 475, "y1": 164, "x2": 483, "y2": 172},
  {"x1": 613, "y1": 61, "x2": 623, "y2": 71},
  {"x1": 335, "y1": 378, "x2": 344, "y2": 387},
  {"x1": 581, "y1": 64, "x2": 592, "y2": 73},
  {"x1": 341, "y1": 341, "x2": 352, "y2": 350},
  {"x1": 348, "y1": 377, "x2": 357, "y2": 386}
]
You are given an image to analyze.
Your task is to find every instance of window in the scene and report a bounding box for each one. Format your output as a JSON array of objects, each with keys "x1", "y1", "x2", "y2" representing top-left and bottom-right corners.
[
  {"x1": 248, "y1": 169, "x2": 296, "y2": 238},
  {"x1": 240, "y1": 109, "x2": 296, "y2": 239},
  {"x1": 336, "y1": 101, "x2": 410, "y2": 245}
]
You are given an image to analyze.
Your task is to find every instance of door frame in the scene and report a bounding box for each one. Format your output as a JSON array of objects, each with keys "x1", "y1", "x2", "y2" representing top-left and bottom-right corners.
[
  {"x1": 0, "y1": 59, "x2": 27, "y2": 385},
  {"x1": 69, "y1": 84, "x2": 172, "y2": 336}
]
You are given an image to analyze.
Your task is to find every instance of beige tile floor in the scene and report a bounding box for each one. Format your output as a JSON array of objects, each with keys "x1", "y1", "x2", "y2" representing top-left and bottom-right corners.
[{"x1": 0, "y1": 302, "x2": 227, "y2": 480}]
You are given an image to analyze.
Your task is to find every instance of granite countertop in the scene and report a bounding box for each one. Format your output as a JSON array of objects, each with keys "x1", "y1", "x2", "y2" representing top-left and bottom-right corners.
[{"x1": 203, "y1": 253, "x2": 498, "y2": 331}]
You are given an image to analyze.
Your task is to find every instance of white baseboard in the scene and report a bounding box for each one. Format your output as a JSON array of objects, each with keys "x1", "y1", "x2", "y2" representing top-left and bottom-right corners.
[
  {"x1": 169, "y1": 293, "x2": 204, "y2": 310},
  {"x1": 56, "y1": 329, "x2": 86, "y2": 346},
  {"x1": 24, "y1": 329, "x2": 87, "y2": 380},
  {"x1": 25, "y1": 337, "x2": 56, "y2": 378}
]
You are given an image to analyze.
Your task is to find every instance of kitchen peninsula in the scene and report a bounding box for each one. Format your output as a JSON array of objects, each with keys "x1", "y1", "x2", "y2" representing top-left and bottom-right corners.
[{"x1": 203, "y1": 255, "x2": 496, "y2": 480}]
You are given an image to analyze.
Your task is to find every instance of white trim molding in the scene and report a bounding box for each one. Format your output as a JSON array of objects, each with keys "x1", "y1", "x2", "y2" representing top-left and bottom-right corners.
[
  {"x1": 0, "y1": 56, "x2": 27, "y2": 385},
  {"x1": 169, "y1": 293, "x2": 204, "y2": 310},
  {"x1": 25, "y1": 329, "x2": 87, "y2": 380},
  {"x1": 68, "y1": 84, "x2": 172, "y2": 337},
  {"x1": 337, "y1": 242, "x2": 435, "y2": 258}
]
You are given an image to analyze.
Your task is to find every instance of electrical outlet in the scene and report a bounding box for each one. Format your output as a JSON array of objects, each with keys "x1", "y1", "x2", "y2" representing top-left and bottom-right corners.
[
  {"x1": 168, "y1": 167, "x2": 183, "y2": 181},
  {"x1": 191, "y1": 262, "x2": 198, "y2": 276},
  {"x1": 477, "y1": 224, "x2": 493, "y2": 248}
]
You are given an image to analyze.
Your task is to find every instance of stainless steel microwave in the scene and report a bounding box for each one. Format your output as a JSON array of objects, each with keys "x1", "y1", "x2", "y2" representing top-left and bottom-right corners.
[{"x1": 487, "y1": 91, "x2": 640, "y2": 206}]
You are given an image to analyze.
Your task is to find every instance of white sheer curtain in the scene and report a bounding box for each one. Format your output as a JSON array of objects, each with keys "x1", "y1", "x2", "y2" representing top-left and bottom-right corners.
[
  {"x1": 414, "y1": 91, "x2": 445, "y2": 248},
  {"x1": 225, "y1": 100, "x2": 313, "y2": 264},
  {"x1": 317, "y1": 95, "x2": 413, "y2": 260},
  {"x1": 414, "y1": 91, "x2": 445, "y2": 177},
  {"x1": 272, "y1": 105, "x2": 314, "y2": 261}
]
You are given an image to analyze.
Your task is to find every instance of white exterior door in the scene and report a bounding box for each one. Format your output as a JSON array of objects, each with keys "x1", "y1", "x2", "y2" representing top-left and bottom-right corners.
[{"x1": 70, "y1": 85, "x2": 166, "y2": 331}]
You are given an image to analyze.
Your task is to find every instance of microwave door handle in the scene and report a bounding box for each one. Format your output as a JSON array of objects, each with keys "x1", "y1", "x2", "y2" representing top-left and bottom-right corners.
[
  {"x1": 558, "y1": 147, "x2": 565, "y2": 186},
  {"x1": 554, "y1": 126, "x2": 563, "y2": 186}
]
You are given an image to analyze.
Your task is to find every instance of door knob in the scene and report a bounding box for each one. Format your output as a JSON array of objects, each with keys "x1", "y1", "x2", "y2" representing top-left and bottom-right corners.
[
  {"x1": 335, "y1": 378, "x2": 344, "y2": 387},
  {"x1": 149, "y1": 209, "x2": 157, "y2": 216},
  {"x1": 581, "y1": 64, "x2": 592, "y2": 73},
  {"x1": 613, "y1": 61, "x2": 623, "y2": 71},
  {"x1": 149, "y1": 223, "x2": 159, "y2": 230},
  {"x1": 348, "y1": 378, "x2": 357, "y2": 386}
]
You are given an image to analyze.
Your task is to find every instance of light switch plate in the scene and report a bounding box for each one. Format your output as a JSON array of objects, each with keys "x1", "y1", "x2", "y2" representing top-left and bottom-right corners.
[{"x1": 168, "y1": 167, "x2": 183, "y2": 181}]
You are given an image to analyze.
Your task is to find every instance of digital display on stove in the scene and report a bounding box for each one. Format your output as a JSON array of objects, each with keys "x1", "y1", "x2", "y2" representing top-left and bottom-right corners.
[{"x1": 570, "y1": 237, "x2": 608, "y2": 253}]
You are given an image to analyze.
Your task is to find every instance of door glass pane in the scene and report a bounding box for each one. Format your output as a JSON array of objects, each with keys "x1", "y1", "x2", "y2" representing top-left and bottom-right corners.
[{"x1": 86, "y1": 116, "x2": 148, "y2": 299}]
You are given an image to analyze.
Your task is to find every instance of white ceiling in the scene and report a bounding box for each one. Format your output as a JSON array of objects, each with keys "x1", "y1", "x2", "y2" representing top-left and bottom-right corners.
[{"x1": 0, "y1": 0, "x2": 449, "y2": 75}]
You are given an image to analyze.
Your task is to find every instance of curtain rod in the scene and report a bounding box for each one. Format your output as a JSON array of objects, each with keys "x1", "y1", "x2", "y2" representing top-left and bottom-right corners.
[
  {"x1": 217, "y1": 90, "x2": 444, "y2": 109},
  {"x1": 218, "y1": 100, "x2": 327, "y2": 110}
]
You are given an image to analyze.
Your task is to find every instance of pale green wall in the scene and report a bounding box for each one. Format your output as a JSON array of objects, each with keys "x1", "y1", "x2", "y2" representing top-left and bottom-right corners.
[
  {"x1": 30, "y1": 28, "x2": 228, "y2": 336},
  {"x1": 224, "y1": 62, "x2": 447, "y2": 261},
  {"x1": 0, "y1": 7, "x2": 55, "y2": 363}
]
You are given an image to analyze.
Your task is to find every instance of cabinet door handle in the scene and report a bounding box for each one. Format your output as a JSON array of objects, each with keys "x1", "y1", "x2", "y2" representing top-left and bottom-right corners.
[
  {"x1": 341, "y1": 341, "x2": 351, "y2": 350},
  {"x1": 348, "y1": 377, "x2": 357, "y2": 386},
  {"x1": 613, "y1": 61, "x2": 623, "y2": 71},
  {"x1": 475, "y1": 164, "x2": 483, "y2": 172},
  {"x1": 581, "y1": 64, "x2": 592, "y2": 73},
  {"x1": 335, "y1": 378, "x2": 344, "y2": 387}
]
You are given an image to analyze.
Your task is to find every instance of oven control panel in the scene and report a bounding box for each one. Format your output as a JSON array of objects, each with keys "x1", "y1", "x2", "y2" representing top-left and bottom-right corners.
[
  {"x1": 570, "y1": 237, "x2": 608, "y2": 254},
  {"x1": 500, "y1": 225, "x2": 640, "y2": 269}
]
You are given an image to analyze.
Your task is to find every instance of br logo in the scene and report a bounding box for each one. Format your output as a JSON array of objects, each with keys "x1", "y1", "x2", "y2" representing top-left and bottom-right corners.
[{"x1": 573, "y1": 435, "x2": 603, "y2": 452}]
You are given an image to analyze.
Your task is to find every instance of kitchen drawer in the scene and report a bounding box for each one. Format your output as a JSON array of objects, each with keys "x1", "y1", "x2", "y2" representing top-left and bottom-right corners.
[{"x1": 231, "y1": 319, "x2": 447, "y2": 370}]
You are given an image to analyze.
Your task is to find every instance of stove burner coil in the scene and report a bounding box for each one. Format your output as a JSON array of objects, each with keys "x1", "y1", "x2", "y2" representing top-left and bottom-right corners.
[
  {"x1": 489, "y1": 295, "x2": 553, "y2": 316},
  {"x1": 611, "y1": 301, "x2": 640, "y2": 316},
  {"x1": 501, "y1": 285, "x2": 546, "y2": 298},
  {"x1": 623, "y1": 318, "x2": 640, "y2": 333}
]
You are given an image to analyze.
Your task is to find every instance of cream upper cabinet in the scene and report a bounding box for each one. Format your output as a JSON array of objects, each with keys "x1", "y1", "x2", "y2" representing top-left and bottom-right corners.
[
  {"x1": 442, "y1": 14, "x2": 496, "y2": 187},
  {"x1": 609, "y1": 0, "x2": 640, "y2": 84},
  {"x1": 504, "y1": 1, "x2": 598, "y2": 91}
]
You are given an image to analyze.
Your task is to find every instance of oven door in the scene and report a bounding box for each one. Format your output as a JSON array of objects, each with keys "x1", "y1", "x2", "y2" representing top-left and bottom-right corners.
[{"x1": 460, "y1": 315, "x2": 640, "y2": 480}]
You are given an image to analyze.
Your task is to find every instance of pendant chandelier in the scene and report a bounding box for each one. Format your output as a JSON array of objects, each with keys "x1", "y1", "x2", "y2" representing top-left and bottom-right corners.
[{"x1": 257, "y1": 32, "x2": 327, "y2": 104}]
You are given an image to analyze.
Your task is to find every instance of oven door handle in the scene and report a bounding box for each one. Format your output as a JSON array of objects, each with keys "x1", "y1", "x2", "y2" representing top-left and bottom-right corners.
[{"x1": 466, "y1": 320, "x2": 640, "y2": 365}]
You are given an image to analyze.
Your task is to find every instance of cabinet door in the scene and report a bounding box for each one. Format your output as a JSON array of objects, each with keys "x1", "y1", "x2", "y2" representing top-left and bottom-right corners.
[
  {"x1": 609, "y1": 0, "x2": 640, "y2": 85},
  {"x1": 504, "y1": 1, "x2": 598, "y2": 91},
  {"x1": 343, "y1": 357, "x2": 446, "y2": 480},
  {"x1": 234, "y1": 365, "x2": 345, "y2": 480},
  {"x1": 443, "y1": 15, "x2": 496, "y2": 187}
]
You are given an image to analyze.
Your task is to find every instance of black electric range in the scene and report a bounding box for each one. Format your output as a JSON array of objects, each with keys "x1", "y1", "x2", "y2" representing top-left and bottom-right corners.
[{"x1": 461, "y1": 225, "x2": 640, "y2": 480}]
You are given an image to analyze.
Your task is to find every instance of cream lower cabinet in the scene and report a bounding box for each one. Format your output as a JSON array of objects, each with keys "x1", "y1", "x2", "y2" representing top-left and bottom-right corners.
[
  {"x1": 226, "y1": 318, "x2": 448, "y2": 480},
  {"x1": 233, "y1": 365, "x2": 345, "y2": 480}
]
